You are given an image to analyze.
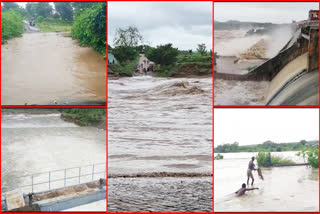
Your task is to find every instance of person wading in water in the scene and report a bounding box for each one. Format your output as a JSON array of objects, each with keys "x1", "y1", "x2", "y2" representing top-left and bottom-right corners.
[
  {"x1": 247, "y1": 156, "x2": 258, "y2": 185},
  {"x1": 235, "y1": 183, "x2": 259, "y2": 196}
]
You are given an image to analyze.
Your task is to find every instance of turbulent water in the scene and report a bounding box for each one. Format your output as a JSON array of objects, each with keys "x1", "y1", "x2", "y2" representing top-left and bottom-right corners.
[
  {"x1": 108, "y1": 76, "x2": 212, "y2": 176},
  {"x1": 214, "y1": 152, "x2": 319, "y2": 212},
  {"x1": 108, "y1": 76, "x2": 212, "y2": 212},
  {"x1": 1, "y1": 113, "x2": 106, "y2": 194},
  {"x1": 1, "y1": 33, "x2": 106, "y2": 105},
  {"x1": 214, "y1": 30, "x2": 272, "y2": 105}
]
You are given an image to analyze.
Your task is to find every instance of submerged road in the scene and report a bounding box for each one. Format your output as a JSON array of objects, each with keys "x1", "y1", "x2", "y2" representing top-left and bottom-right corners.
[{"x1": 1, "y1": 30, "x2": 106, "y2": 105}]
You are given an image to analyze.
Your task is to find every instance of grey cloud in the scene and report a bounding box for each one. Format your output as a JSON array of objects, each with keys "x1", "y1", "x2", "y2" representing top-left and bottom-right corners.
[{"x1": 108, "y1": 1, "x2": 212, "y2": 50}]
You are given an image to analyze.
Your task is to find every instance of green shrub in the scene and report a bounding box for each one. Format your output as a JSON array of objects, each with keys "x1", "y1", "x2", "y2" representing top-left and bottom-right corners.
[
  {"x1": 60, "y1": 109, "x2": 105, "y2": 126},
  {"x1": 36, "y1": 16, "x2": 44, "y2": 23},
  {"x1": 109, "y1": 60, "x2": 137, "y2": 77},
  {"x1": 214, "y1": 154, "x2": 224, "y2": 160},
  {"x1": 257, "y1": 151, "x2": 294, "y2": 167},
  {"x1": 1, "y1": 10, "x2": 23, "y2": 42},
  {"x1": 297, "y1": 148, "x2": 318, "y2": 168},
  {"x1": 112, "y1": 45, "x2": 138, "y2": 64},
  {"x1": 72, "y1": 2, "x2": 106, "y2": 57}
]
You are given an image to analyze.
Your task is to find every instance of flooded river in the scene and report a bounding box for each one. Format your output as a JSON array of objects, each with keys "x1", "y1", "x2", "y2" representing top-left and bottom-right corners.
[
  {"x1": 214, "y1": 29, "x2": 296, "y2": 105},
  {"x1": 1, "y1": 112, "x2": 106, "y2": 195},
  {"x1": 108, "y1": 76, "x2": 212, "y2": 212},
  {"x1": 214, "y1": 152, "x2": 319, "y2": 212},
  {"x1": 1, "y1": 33, "x2": 106, "y2": 105},
  {"x1": 108, "y1": 76, "x2": 212, "y2": 176}
]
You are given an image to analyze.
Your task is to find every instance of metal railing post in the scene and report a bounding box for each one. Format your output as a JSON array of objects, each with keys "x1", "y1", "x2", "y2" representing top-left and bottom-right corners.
[
  {"x1": 31, "y1": 175, "x2": 34, "y2": 193},
  {"x1": 78, "y1": 167, "x2": 81, "y2": 184},
  {"x1": 64, "y1": 168, "x2": 67, "y2": 187},
  {"x1": 92, "y1": 164, "x2": 95, "y2": 180},
  {"x1": 49, "y1": 171, "x2": 51, "y2": 190}
]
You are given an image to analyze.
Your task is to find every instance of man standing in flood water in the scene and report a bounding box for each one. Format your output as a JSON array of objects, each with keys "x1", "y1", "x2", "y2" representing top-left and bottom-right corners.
[{"x1": 247, "y1": 156, "x2": 257, "y2": 185}]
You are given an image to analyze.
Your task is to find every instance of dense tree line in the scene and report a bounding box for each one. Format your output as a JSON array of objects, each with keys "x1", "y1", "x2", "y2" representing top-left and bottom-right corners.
[{"x1": 214, "y1": 140, "x2": 319, "y2": 153}]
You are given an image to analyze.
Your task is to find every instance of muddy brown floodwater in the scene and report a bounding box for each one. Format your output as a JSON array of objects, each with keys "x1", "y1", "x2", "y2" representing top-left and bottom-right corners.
[
  {"x1": 1, "y1": 32, "x2": 106, "y2": 105},
  {"x1": 108, "y1": 76, "x2": 212, "y2": 212},
  {"x1": 214, "y1": 152, "x2": 319, "y2": 212}
]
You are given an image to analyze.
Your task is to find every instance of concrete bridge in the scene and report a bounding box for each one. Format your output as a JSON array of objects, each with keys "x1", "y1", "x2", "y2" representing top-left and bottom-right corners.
[{"x1": 1, "y1": 163, "x2": 106, "y2": 211}]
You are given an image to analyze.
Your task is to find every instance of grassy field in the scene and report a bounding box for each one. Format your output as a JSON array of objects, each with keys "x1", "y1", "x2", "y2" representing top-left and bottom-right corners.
[{"x1": 37, "y1": 18, "x2": 72, "y2": 32}]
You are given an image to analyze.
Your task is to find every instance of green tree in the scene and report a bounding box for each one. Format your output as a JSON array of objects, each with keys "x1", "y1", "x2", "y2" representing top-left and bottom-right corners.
[
  {"x1": 72, "y1": 2, "x2": 95, "y2": 16},
  {"x1": 197, "y1": 43, "x2": 207, "y2": 55},
  {"x1": 112, "y1": 45, "x2": 138, "y2": 64},
  {"x1": 35, "y1": 3, "x2": 53, "y2": 18},
  {"x1": 146, "y1": 43, "x2": 179, "y2": 66},
  {"x1": 300, "y1": 139, "x2": 307, "y2": 146},
  {"x1": 54, "y1": 2, "x2": 73, "y2": 21},
  {"x1": 72, "y1": 2, "x2": 106, "y2": 56},
  {"x1": 26, "y1": 3, "x2": 37, "y2": 17},
  {"x1": 114, "y1": 26, "x2": 143, "y2": 47},
  {"x1": 2, "y1": 2, "x2": 20, "y2": 11}
]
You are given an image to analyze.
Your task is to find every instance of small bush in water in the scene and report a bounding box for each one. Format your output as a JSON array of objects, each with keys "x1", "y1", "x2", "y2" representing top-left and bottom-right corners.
[
  {"x1": 257, "y1": 151, "x2": 294, "y2": 167},
  {"x1": 1, "y1": 10, "x2": 23, "y2": 42},
  {"x1": 214, "y1": 153, "x2": 224, "y2": 160},
  {"x1": 297, "y1": 148, "x2": 318, "y2": 168}
]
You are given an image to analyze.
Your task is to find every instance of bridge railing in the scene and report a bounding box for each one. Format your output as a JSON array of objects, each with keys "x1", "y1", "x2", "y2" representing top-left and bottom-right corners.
[{"x1": 19, "y1": 163, "x2": 106, "y2": 194}]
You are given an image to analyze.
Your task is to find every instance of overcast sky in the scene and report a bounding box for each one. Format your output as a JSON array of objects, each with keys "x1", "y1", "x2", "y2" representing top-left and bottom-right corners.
[
  {"x1": 108, "y1": 2, "x2": 212, "y2": 51},
  {"x1": 214, "y1": 109, "x2": 319, "y2": 146},
  {"x1": 214, "y1": 2, "x2": 319, "y2": 24},
  {"x1": 15, "y1": 2, "x2": 54, "y2": 9}
]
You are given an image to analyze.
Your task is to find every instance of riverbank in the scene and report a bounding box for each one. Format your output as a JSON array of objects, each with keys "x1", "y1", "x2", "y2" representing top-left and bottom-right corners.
[{"x1": 1, "y1": 109, "x2": 106, "y2": 129}]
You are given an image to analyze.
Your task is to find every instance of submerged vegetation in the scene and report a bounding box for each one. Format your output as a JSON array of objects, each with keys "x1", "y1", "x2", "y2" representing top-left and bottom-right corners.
[
  {"x1": 214, "y1": 154, "x2": 224, "y2": 160},
  {"x1": 297, "y1": 148, "x2": 319, "y2": 168}
]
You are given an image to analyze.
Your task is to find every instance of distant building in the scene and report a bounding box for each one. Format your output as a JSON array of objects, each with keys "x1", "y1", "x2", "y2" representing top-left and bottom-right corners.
[
  {"x1": 309, "y1": 10, "x2": 319, "y2": 21},
  {"x1": 138, "y1": 54, "x2": 154, "y2": 73},
  {"x1": 108, "y1": 53, "x2": 117, "y2": 64}
]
